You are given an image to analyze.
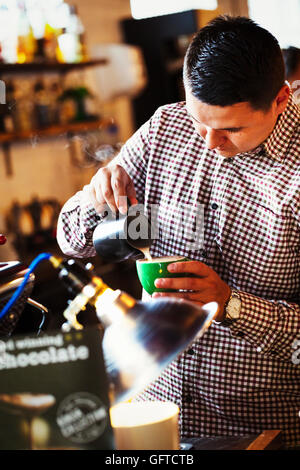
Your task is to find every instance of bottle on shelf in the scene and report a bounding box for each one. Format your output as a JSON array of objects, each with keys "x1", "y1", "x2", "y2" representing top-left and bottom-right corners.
[
  {"x1": 2, "y1": 80, "x2": 17, "y2": 132},
  {"x1": 47, "y1": 80, "x2": 62, "y2": 126},
  {"x1": 44, "y1": 21, "x2": 61, "y2": 63},
  {"x1": 25, "y1": 1, "x2": 47, "y2": 63},
  {"x1": 0, "y1": 1, "x2": 88, "y2": 65},
  {"x1": 13, "y1": 80, "x2": 35, "y2": 132},
  {"x1": 0, "y1": 0, "x2": 19, "y2": 64},
  {"x1": 33, "y1": 80, "x2": 51, "y2": 128},
  {"x1": 17, "y1": 2, "x2": 36, "y2": 64},
  {"x1": 57, "y1": 4, "x2": 86, "y2": 63}
]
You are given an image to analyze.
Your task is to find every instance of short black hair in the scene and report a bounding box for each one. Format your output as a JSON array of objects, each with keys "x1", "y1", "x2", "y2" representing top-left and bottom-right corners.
[
  {"x1": 282, "y1": 46, "x2": 300, "y2": 79},
  {"x1": 184, "y1": 15, "x2": 285, "y2": 111}
]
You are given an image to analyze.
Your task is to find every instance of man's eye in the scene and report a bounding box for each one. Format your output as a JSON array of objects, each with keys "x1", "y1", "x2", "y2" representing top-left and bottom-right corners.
[{"x1": 227, "y1": 128, "x2": 242, "y2": 133}]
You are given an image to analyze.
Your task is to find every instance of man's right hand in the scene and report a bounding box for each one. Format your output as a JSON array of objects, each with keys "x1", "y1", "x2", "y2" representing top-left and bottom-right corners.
[{"x1": 82, "y1": 163, "x2": 138, "y2": 215}]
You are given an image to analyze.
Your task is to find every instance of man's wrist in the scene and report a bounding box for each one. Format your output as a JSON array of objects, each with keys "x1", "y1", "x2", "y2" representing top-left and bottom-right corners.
[
  {"x1": 222, "y1": 288, "x2": 232, "y2": 320},
  {"x1": 214, "y1": 287, "x2": 232, "y2": 323}
]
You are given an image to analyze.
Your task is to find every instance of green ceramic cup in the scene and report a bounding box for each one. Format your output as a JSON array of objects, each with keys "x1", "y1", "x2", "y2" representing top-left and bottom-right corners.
[{"x1": 136, "y1": 256, "x2": 189, "y2": 295}]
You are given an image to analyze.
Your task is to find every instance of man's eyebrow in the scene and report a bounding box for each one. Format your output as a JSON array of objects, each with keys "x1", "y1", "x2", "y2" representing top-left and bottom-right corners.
[{"x1": 186, "y1": 108, "x2": 245, "y2": 131}]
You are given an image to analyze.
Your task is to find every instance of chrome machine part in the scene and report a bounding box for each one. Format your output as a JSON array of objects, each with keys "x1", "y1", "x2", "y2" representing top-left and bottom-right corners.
[{"x1": 98, "y1": 294, "x2": 218, "y2": 403}]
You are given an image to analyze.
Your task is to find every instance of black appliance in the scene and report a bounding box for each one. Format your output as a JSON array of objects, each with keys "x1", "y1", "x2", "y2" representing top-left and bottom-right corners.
[{"x1": 121, "y1": 10, "x2": 198, "y2": 128}]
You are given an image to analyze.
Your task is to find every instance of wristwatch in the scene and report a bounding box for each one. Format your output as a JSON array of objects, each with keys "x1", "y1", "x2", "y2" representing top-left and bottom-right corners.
[{"x1": 222, "y1": 289, "x2": 241, "y2": 325}]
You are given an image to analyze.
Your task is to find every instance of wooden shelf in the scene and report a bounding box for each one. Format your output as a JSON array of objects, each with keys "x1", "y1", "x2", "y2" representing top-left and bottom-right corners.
[
  {"x1": 1, "y1": 118, "x2": 113, "y2": 177},
  {"x1": 0, "y1": 58, "x2": 107, "y2": 75},
  {"x1": 0, "y1": 119, "x2": 110, "y2": 144},
  {"x1": 0, "y1": 58, "x2": 110, "y2": 176}
]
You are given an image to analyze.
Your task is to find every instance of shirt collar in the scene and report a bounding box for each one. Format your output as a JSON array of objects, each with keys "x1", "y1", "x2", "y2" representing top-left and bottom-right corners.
[{"x1": 262, "y1": 92, "x2": 300, "y2": 162}]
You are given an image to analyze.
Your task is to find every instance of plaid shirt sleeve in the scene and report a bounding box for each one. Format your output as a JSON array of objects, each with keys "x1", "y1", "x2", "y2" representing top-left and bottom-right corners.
[
  {"x1": 228, "y1": 182, "x2": 300, "y2": 363},
  {"x1": 56, "y1": 188, "x2": 101, "y2": 257},
  {"x1": 227, "y1": 190, "x2": 300, "y2": 363},
  {"x1": 228, "y1": 290, "x2": 300, "y2": 363},
  {"x1": 57, "y1": 115, "x2": 152, "y2": 257}
]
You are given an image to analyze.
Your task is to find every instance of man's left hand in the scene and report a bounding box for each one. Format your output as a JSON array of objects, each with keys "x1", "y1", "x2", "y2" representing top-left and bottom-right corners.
[{"x1": 153, "y1": 260, "x2": 231, "y2": 322}]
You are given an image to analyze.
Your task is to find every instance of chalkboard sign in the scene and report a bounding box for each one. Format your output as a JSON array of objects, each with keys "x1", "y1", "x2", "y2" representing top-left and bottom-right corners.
[{"x1": 0, "y1": 326, "x2": 114, "y2": 450}]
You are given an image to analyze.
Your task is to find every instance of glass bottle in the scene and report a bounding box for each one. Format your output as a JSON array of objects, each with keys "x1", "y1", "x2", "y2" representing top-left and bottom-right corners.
[
  {"x1": 17, "y1": 2, "x2": 36, "y2": 63},
  {"x1": 3, "y1": 80, "x2": 16, "y2": 133},
  {"x1": 57, "y1": 4, "x2": 85, "y2": 63},
  {"x1": 47, "y1": 80, "x2": 61, "y2": 126},
  {"x1": 12, "y1": 81, "x2": 34, "y2": 132},
  {"x1": 34, "y1": 80, "x2": 51, "y2": 128}
]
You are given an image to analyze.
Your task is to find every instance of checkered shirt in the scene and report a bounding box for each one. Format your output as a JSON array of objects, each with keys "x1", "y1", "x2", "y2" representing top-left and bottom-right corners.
[{"x1": 57, "y1": 94, "x2": 300, "y2": 448}]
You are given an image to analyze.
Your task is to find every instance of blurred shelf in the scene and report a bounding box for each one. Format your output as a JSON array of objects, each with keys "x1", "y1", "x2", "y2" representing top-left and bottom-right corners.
[
  {"x1": 0, "y1": 118, "x2": 110, "y2": 144},
  {"x1": 0, "y1": 118, "x2": 112, "y2": 177},
  {"x1": 0, "y1": 58, "x2": 110, "y2": 176},
  {"x1": 0, "y1": 58, "x2": 107, "y2": 75}
]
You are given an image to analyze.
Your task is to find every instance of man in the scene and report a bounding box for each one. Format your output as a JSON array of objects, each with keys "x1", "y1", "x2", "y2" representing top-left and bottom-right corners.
[
  {"x1": 57, "y1": 16, "x2": 300, "y2": 448},
  {"x1": 282, "y1": 46, "x2": 300, "y2": 103}
]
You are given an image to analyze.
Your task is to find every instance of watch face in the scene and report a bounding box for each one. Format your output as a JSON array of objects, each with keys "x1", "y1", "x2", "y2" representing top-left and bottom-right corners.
[{"x1": 228, "y1": 297, "x2": 241, "y2": 319}]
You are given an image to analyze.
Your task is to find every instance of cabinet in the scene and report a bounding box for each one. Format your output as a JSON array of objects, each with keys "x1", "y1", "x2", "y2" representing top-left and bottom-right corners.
[{"x1": 121, "y1": 10, "x2": 198, "y2": 128}]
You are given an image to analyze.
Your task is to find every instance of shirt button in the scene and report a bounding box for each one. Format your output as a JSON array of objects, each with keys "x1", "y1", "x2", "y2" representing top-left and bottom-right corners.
[
  {"x1": 185, "y1": 394, "x2": 193, "y2": 403},
  {"x1": 235, "y1": 331, "x2": 245, "y2": 338},
  {"x1": 187, "y1": 348, "x2": 195, "y2": 355},
  {"x1": 211, "y1": 202, "x2": 218, "y2": 210},
  {"x1": 201, "y1": 249, "x2": 207, "y2": 258}
]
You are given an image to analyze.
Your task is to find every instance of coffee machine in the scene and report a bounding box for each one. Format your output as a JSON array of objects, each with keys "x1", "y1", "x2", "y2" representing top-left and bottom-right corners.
[{"x1": 0, "y1": 234, "x2": 48, "y2": 337}]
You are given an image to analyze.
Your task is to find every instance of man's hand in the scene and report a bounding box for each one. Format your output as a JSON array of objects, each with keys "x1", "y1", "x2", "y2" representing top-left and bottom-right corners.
[
  {"x1": 152, "y1": 260, "x2": 231, "y2": 322},
  {"x1": 82, "y1": 163, "x2": 138, "y2": 214}
]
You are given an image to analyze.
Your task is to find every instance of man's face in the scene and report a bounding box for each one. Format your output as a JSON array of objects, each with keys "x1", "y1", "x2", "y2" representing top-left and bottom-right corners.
[{"x1": 185, "y1": 87, "x2": 287, "y2": 157}]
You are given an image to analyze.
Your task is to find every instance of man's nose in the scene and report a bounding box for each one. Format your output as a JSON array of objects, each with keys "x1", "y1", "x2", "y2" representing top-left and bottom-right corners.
[{"x1": 203, "y1": 128, "x2": 226, "y2": 149}]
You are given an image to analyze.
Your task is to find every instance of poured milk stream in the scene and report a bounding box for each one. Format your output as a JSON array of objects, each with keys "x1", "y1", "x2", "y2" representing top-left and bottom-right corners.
[{"x1": 140, "y1": 246, "x2": 152, "y2": 261}]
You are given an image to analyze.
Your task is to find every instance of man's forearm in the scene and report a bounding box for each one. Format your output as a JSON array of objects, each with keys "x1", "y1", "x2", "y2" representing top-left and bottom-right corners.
[{"x1": 57, "y1": 190, "x2": 101, "y2": 258}]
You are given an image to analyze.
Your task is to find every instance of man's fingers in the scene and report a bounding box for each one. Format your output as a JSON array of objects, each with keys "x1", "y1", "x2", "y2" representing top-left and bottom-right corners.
[
  {"x1": 110, "y1": 171, "x2": 127, "y2": 213},
  {"x1": 86, "y1": 164, "x2": 138, "y2": 215},
  {"x1": 112, "y1": 171, "x2": 138, "y2": 214},
  {"x1": 126, "y1": 179, "x2": 138, "y2": 207},
  {"x1": 152, "y1": 291, "x2": 204, "y2": 300},
  {"x1": 168, "y1": 260, "x2": 211, "y2": 277},
  {"x1": 82, "y1": 184, "x2": 105, "y2": 214},
  {"x1": 152, "y1": 292, "x2": 206, "y2": 306},
  {"x1": 98, "y1": 168, "x2": 119, "y2": 213},
  {"x1": 154, "y1": 276, "x2": 206, "y2": 291}
]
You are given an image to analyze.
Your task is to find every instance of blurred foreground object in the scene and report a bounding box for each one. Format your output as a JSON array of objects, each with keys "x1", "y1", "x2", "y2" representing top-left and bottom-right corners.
[
  {"x1": 52, "y1": 257, "x2": 218, "y2": 403},
  {"x1": 0, "y1": 249, "x2": 218, "y2": 404}
]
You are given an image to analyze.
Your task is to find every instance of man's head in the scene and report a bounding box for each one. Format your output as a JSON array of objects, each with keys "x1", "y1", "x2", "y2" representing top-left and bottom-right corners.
[
  {"x1": 282, "y1": 46, "x2": 300, "y2": 83},
  {"x1": 183, "y1": 15, "x2": 290, "y2": 157}
]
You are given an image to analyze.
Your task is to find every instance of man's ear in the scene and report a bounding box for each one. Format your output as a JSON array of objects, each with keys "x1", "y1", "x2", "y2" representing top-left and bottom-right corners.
[{"x1": 274, "y1": 84, "x2": 290, "y2": 115}]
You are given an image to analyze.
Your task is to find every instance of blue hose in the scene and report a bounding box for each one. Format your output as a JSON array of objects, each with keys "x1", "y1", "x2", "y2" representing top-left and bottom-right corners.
[{"x1": 0, "y1": 252, "x2": 52, "y2": 320}]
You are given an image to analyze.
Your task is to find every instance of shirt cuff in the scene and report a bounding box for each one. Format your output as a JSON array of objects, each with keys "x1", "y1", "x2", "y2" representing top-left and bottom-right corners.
[{"x1": 228, "y1": 290, "x2": 300, "y2": 361}]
